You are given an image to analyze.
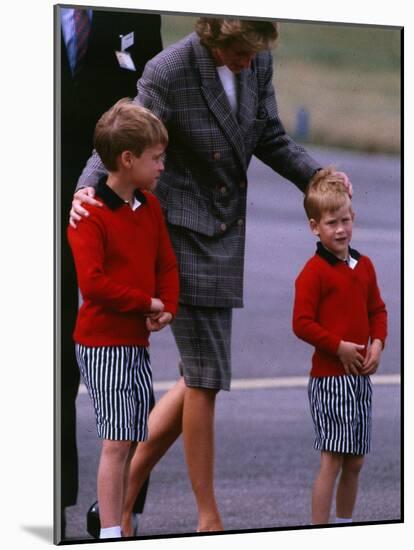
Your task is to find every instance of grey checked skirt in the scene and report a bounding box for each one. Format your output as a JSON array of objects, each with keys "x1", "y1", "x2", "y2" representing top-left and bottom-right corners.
[{"x1": 171, "y1": 304, "x2": 232, "y2": 391}]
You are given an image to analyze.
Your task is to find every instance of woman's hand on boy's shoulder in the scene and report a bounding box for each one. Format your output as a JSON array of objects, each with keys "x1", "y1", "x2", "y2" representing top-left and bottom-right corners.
[{"x1": 69, "y1": 187, "x2": 103, "y2": 228}]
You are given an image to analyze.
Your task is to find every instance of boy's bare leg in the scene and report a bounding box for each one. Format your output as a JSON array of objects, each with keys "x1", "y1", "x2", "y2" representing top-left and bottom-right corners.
[
  {"x1": 120, "y1": 442, "x2": 138, "y2": 535},
  {"x1": 121, "y1": 378, "x2": 186, "y2": 536},
  {"x1": 335, "y1": 454, "x2": 365, "y2": 519},
  {"x1": 312, "y1": 451, "x2": 343, "y2": 524},
  {"x1": 183, "y1": 386, "x2": 223, "y2": 532},
  {"x1": 98, "y1": 439, "x2": 133, "y2": 529}
]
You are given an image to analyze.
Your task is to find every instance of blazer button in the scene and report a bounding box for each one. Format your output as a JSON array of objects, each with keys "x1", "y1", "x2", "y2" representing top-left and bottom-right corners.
[
  {"x1": 237, "y1": 219, "x2": 244, "y2": 226},
  {"x1": 213, "y1": 152, "x2": 221, "y2": 160},
  {"x1": 220, "y1": 186, "x2": 227, "y2": 194},
  {"x1": 258, "y1": 107, "x2": 268, "y2": 119},
  {"x1": 220, "y1": 223, "x2": 227, "y2": 232}
]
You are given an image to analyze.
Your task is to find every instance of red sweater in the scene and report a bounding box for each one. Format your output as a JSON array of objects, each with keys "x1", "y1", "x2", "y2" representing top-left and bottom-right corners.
[
  {"x1": 67, "y1": 180, "x2": 179, "y2": 347},
  {"x1": 292, "y1": 244, "x2": 387, "y2": 377}
]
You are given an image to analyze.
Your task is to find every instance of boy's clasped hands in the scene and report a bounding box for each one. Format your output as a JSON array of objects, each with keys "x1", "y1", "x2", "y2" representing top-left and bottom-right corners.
[
  {"x1": 147, "y1": 298, "x2": 173, "y2": 331},
  {"x1": 337, "y1": 338, "x2": 383, "y2": 376}
]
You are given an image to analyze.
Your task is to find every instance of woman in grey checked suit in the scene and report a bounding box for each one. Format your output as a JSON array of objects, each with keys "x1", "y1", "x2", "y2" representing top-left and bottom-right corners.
[{"x1": 70, "y1": 18, "x2": 351, "y2": 534}]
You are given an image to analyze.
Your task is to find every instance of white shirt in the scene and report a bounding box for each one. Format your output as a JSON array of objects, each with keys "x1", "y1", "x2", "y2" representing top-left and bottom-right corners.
[
  {"x1": 126, "y1": 197, "x2": 142, "y2": 211},
  {"x1": 217, "y1": 65, "x2": 238, "y2": 114},
  {"x1": 347, "y1": 255, "x2": 358, "y2": 270}
]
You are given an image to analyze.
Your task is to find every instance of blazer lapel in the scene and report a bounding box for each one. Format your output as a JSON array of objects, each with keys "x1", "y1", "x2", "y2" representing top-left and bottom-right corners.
[
  {"x1": 237, "y1": 68, "x2": 259, "y2": 137},
  {"x1": 191, "y1": 34, "x2": 247, "y2": 171}
]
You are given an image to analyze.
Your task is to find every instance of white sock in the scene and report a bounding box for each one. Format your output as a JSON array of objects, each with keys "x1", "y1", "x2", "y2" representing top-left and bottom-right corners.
[
  {"x1": 335, "y1": 517, "x2": 352, "y2": 524},
  {"x1": 100, "y1": 526, "x2": 122, "y2": 539}
]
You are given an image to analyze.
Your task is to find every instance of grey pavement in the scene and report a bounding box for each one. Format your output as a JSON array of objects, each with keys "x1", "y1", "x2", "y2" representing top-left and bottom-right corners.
[
  {"x1": 67, "y1": 382, "x2": 401, "y2": 540},
  {"x1": 65, "y1": 146, "x2": 401, "y2": 541}
]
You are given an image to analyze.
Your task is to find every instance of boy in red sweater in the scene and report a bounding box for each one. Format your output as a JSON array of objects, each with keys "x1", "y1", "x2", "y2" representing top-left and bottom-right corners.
[
  {"x1": 67, "y1": 99, "x2": 179, "y2": 539},
  {"x1": 292, "y1": 168, "x2": 387, "y2": 525}
]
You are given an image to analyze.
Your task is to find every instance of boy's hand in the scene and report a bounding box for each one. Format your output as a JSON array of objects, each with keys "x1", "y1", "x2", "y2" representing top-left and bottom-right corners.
[
  {"x1": 69, "y1": 187, "x2": 103, "y2": 228},
  {"x1": 146, "y1": 312, "x2": 173, "y2": 332},
  {"x1": 337, "y1": 340, "x2": 365, "y2": 375},
  {"x1": 360, "y1": 339, "x2": 383, "y2": 375},
  {"x1": 149, "y1": 298, "x2": 164, "y2": 315}
]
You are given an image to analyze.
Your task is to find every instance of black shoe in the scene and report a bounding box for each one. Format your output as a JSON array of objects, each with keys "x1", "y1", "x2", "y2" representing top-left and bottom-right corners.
[
  {"x1": 86, "y1": 501, "x2": 139, "y2": 538},
  {"x1": 86, "y1": 501, "x2": 100, "y2": 539}
]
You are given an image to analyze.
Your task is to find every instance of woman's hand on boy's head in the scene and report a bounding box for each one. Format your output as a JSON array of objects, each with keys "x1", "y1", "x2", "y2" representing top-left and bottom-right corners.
[
  {"x1": 334, "y1": 171, "x2": 353, "y2": 198},
  {"x1": 69, "y1": 187, "x2": 103, "y2": 228}
]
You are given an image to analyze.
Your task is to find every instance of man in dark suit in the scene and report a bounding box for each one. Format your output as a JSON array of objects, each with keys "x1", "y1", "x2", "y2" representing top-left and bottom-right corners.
[{"x1": 57, "y1": 6, "x2": 162, "y2": 541}]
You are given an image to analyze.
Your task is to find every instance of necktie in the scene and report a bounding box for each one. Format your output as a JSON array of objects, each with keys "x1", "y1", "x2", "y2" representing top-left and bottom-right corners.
[{"x1": 74, "y1": 9, "x2": 90, "y2": 75}]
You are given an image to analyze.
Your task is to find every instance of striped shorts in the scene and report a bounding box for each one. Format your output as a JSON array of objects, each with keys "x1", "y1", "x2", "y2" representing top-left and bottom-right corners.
[
  {"x1": 308, "y1": 375, "x2": 372, "y2": 455},
  {"x1": 75, "y1": 344, "x2": 153, "y2": 441},
  {"x1": 171, "y1": 304, "x2": 232, "y2": 391}
]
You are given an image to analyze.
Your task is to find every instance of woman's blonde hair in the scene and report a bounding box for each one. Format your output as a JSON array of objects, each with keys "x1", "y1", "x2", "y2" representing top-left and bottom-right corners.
[
  {"x1": 304, "y1": 167, "x2": 352, "y2": 221},
  {"x1": 195, "y1": 18, "x2": 278, "y2": 52}
]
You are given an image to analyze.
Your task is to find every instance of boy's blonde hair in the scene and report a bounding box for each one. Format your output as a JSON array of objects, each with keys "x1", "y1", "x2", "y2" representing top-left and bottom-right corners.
[
  {"x1": 195, "y1": 18, "x2": 278, "y2": 52},
  {"x1": 304, "y1": 168, "x2": 352, "y2": 221},
  {"x1": 94, "y1": 98, "x2": 168, "y2": 171}
]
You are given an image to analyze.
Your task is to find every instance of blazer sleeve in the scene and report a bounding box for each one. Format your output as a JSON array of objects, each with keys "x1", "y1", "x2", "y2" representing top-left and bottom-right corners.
[
  {"x1": 76, "y1": 149, "x2": 108, "y2": 190},
  {"x1": 67, "y1": 211, "x2": 152, "y2": 313},
  {"x1": 135, "y1": 56, "x2": 173, "y2": 124},
  {"x1": 253, "y1": 51, "x2": 321, "y2": 192},
  {"x1": 292, "y1": 263, "x2": 342, "y2": 355}
]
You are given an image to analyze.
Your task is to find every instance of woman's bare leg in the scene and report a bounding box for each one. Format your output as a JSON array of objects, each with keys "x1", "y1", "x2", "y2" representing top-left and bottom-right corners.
[
  {"x1": 182, "y1": 386, "x2": 223, "y2": 532},
  {"x1": 121, "y1": 378, "x2": 186, "y2": 536}
]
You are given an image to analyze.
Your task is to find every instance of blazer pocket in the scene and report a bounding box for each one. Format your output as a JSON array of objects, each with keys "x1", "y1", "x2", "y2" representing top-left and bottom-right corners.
[{"x1": 165, "y1": 187, "x2": 217, "y2": 237}]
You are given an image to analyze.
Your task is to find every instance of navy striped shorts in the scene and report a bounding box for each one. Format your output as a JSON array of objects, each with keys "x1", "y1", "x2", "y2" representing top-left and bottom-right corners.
[
  {"x1": 308, "y1": 375, "x2": 372, "y2": 455},
  {"x1": 75, "y1": 344, "x2": 153, "y2": 441}
]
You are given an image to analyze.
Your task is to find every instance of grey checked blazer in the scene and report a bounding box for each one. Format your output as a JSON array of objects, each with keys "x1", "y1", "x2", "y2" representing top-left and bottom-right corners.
[{"x1": 76, "y1": 32, "x2": 320, "y2": 308}]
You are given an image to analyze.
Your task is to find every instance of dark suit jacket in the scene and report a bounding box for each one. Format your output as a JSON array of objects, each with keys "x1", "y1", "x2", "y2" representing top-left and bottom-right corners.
[
  {"x1": 60, "y1": 9, "x2": 162, "y2": 204},
  {"x1": 77, "y1": 31, "x2": 320, "y2": 308}
]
